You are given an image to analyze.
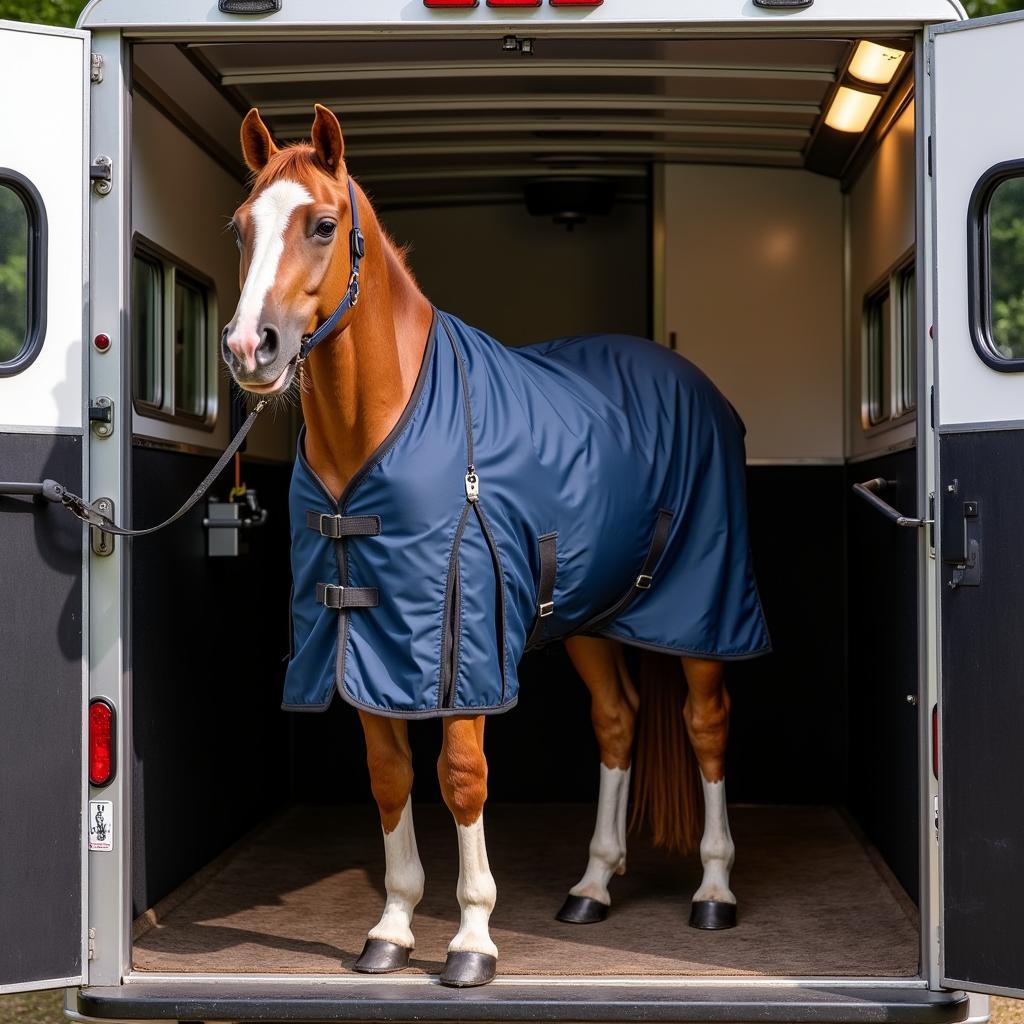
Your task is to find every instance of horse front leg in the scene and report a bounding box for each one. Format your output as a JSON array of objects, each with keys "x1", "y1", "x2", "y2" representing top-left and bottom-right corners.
[
  {"x1": 681, "y1": 657, "x2": 737, "y2": 930},
  {"x1": 558, "y1": 637, "x2": 637, "y2": 924},
  {"x1": 437, "y1": 716, "x2": 498, "y2": 988},
  {"x1": 354, "y1": 711, "x2": 425, "y2": 974}
]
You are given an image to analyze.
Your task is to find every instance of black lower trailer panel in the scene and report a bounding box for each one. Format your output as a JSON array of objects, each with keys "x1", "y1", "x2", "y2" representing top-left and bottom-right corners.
[{"x1": 77, "y1": 981, "x2": 967, "y2": 1023}]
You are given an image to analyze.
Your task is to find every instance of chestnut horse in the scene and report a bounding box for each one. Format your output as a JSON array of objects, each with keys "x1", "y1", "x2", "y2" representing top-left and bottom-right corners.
[{"x1": 223, "y1": 105, "x2": 738, "y2": 988}]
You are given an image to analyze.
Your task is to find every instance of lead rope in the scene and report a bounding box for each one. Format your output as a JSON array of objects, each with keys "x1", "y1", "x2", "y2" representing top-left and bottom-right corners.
[{"x1": 12, "y1": 399, "x2": 267, "y2": 538}]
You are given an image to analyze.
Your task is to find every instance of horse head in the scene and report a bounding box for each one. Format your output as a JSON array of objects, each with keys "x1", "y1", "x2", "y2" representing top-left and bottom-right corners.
[{"x1": 222, "y1": 104, "x2": 357, "y2": 395}]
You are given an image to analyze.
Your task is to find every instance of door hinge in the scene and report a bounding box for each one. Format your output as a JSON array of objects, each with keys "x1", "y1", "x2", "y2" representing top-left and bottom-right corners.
[
  {"x1": 90, "y1": 53, "x2": 104, "y2": 84},
  {"x1": 90, "y1": 156, "x2": 112, "y2": 197},
  {"x1": 88, "y1": 928, "x2": 96, "y2": 960},
  {"x1": 89, "y1": 396, "x2": 114, "y2": 438}
]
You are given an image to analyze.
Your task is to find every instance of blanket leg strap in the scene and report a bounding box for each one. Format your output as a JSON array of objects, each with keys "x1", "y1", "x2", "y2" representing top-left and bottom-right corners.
[{"x1": 525, "y1": 532, "x2": 558, "y2": 650}]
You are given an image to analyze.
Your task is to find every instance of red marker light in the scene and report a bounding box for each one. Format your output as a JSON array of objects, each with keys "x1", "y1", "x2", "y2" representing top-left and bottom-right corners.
[
  {"x1": 89, "y1": 698, "x2": 116, "y2": 788},
  {"x1": 94, "y1": 333, "x2": 111, "y2": 353},
  {"x1": 423, "y1": 0, "x2": 478, "y2": 6}
]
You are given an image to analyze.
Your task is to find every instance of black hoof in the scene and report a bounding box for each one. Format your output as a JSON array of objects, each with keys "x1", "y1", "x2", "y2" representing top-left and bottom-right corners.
[
  {"x1": 353, "y1": 938, "x2": 412, "y2": 974},
  {"x1": 689, "y1": 900, "x2": 737, "y2": 930},
  {"x1": 440, "y1": 951, "x2": 497, "y2": 988},
  {"x1": 556, "y1": 894, "x2": 610, "y2": 924}
]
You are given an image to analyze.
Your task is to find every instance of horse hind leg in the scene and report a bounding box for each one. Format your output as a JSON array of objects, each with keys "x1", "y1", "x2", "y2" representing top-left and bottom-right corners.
[
  {"x1": 681, "y1": 656, "x2": 737, "y2": 930},
  {"x1": 557, "y1": 637, "x2": 637, "y2": 924},
  {"x1": 354, "y1": 712, "x2": 425, "y2": 974},
  {"x1": 438, "y1": 715, "x2": 498, "y2": 988}
]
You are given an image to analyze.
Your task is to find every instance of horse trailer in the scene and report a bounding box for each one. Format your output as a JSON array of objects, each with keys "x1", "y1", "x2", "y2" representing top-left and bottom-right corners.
[{"x1": 3, "y1": 0, "x2": 1024, "y2": 1019}]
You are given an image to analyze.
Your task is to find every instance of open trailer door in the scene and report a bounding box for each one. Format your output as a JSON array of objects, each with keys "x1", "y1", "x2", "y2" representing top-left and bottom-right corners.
[
  {"x1": 930, "y1": 10, "x2": 1024, "y2": 999},
  {"x1": 0, "y1": 18, "x2": 89, "y2": 994}
]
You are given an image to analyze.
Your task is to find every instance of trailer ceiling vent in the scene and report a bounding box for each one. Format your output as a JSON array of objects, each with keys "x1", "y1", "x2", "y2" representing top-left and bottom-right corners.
[{"x1": 525, "y1": 177, "x2": 615, "y2": 230}]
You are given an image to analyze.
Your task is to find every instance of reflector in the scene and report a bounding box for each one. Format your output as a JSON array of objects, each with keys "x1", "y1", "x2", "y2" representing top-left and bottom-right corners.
[{"x1": 89, "y1": 698, "x2": 116, "y2": 788}]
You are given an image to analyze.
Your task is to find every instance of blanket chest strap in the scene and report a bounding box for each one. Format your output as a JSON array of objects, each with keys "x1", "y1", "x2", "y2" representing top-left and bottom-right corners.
[
  {"x1": 306, "y1": 511, "x2": 381, "y2": 539},
  {"x1": 315, "y1": 583, "x2": 380, "y2": 609}
]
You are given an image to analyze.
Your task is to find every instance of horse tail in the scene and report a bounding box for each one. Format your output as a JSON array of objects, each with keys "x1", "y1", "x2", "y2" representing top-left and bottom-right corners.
[{"x1": 629, "y1": 650, "x2": 703, "y2": 855}]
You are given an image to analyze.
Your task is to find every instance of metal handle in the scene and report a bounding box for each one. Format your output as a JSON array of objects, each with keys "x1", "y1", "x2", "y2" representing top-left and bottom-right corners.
[
  {"x1": 852, "y1": 477, "x2": 932, "y2": 528},
  {"x1": 0, "y1": 479, "x2": 65, "y2": 502}
]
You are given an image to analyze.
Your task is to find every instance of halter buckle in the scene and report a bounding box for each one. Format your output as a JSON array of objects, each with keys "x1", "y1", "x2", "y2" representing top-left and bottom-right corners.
[{"x1": 351, "y1": 227, "x2": 366, "y2": 261}]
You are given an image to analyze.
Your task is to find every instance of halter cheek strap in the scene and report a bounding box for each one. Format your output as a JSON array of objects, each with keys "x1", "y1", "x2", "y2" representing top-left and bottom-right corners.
[{"x1": 299, "y1": 177, "x2": 365, "y2": 361}]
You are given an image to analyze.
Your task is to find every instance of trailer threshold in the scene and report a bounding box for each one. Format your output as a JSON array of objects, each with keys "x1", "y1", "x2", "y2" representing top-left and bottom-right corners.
[{"x1": 77, "y1": 979, "x2": 968, "y2": 1023}]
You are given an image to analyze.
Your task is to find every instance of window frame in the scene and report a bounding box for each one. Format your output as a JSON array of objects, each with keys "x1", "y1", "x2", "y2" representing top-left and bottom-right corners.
[
  {"x1": 0, "y1": 168, "x2": 48, "y2": 378},
  {"x1": 130, "y1": 234, "x2": 219, "y2": 429},
  {"x1": 860, "y1": 248, "x2": 918, "y2": 435},
  {"x1": 968, "y1": 158, "x2": 1024, "y2": 373}
]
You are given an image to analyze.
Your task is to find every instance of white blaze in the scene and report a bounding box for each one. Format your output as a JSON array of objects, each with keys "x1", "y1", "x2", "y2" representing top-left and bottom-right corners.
[
  {"x1": 367, "y1": 800, "x2": 425, "y2": 950},
  {"x1": 693, "y1": 776, "x2": 736, "y2": 904},
  {"x1": 570, "y1": 764, "x2": 630, "y2": 905},
  {"x1": 232, "y1": 179, "x2": 313, "y2": 346}
]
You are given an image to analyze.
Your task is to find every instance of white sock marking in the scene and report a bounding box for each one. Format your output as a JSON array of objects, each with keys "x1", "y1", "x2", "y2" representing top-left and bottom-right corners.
[
  {"x1": 228, "y1": 179, "x2": 313, "y2": 368},
  {"x1": 367, "y1": 800, "x2": 425, "y2": 949},
  {"x1": 448, "y1": 817, "x2": 498, "y2": 959},
  {"x1": 570, "y1": 764, "x2": 631, "y2": 906},
  {"x1": 693, "y1": 776, "x2": 736, "y2": 904}
]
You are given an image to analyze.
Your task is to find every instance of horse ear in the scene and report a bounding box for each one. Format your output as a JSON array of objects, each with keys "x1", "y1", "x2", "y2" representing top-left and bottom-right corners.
[
  {"x1": 311, "y1": 104, "x2": 345, "y2": 177},
  {"x1": 241, "y1": 108, "x2": 278, "y2": 173}
]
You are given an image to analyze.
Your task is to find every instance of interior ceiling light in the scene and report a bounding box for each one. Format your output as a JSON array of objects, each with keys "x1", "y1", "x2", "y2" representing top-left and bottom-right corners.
[
  {"x1": 824, "y1": 86, "x2": 881, "y2": 134},
  {"x1": 848, "y1": 40, "x2": 908, "y2": 85}
]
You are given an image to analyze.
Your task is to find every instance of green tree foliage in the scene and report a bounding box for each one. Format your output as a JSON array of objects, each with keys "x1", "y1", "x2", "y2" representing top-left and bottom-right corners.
[
  {"x1": 0, "y1": 0, "x2": 87, "y2": 25},
  {"x1": 963, "y1": 0, "x2": 1024, "y2": 15},
  {"x1": 988, "y1": 179, "x2": 1024, "y2": 358}
]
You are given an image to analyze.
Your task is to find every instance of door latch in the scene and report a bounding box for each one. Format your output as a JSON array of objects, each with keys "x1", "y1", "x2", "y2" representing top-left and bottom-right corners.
[
  {"x1": 90, "y1": 498, "x2": 115, "y2": 557},
  {"x1": 90, "y1": 156, "x2": 112, "y2": 196},
  {"x1": 89, "y1": 397, "x2": 114, "y2": 438},
  {"x1": 941, "y1": 480, "x2": 981, "y2": 589}
]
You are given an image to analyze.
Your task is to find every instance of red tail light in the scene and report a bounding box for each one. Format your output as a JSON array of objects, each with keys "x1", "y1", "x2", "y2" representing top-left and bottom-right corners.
[{"x1": 89, "y1": 698, "x2": 116, "y2": 788}]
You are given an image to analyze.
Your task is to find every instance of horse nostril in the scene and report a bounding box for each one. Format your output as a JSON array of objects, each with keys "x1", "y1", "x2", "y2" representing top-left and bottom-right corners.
[
  {"x1": 221, "y1": 326, "x2": 234, "y2": 364},
  {"x1": 257, "y1": 323, "x2": 280, "y2": 367}
]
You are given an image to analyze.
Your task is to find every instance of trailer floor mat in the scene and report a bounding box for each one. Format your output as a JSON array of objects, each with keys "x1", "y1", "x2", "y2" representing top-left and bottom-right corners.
[{"x1": 132, "y1": 803, "x2": 919, "y2": 977}]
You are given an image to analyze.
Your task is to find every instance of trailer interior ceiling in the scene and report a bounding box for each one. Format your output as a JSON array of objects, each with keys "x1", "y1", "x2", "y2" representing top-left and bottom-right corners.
[{"x1": 123, "y1": 26, "x2": 924, "y2": 984}]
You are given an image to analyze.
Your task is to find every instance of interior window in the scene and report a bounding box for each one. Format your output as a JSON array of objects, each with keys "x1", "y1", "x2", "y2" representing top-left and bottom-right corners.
[
  {"x1": 0, "y1": 178, "x2": 42, "y2": 374},
  {"x1": 898, "y1": 265, "x2": 916, "y2": 415},
  {"x1": 131, "y1": 239, "x2": 216, "y2": 426},
  {"x1": 132, "y1": 251, "x2": 163, "y2": 408},
  {"x1": 864, "y1": 287, "x2": 891, "y2": 427},
  {"x1": 986, "y1": 174, "x2": 1024, "y2": 361},
  {"x1": 174, "y1": 272, "x2": 208, "y2": 418}
]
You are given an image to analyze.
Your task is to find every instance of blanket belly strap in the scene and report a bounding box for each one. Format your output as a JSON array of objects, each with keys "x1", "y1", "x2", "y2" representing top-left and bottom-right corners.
[
  {"x1": 305, "y1": 510, "x2": 382, "y2": 538},
  {"x1": 316, "y1": 582, "x2": 380, "y2": 609},
  {"x1": 525, "y1": 532, "x2": 558, "y2": 650},
  {"x1": 580, "y1": 508, "x2": 675, "y2": 636}
]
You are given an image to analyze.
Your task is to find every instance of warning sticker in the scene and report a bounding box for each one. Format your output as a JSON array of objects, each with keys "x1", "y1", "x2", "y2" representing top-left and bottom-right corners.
[{"x1": 88, "y1": 800, "x2": 113, "y2": 852}]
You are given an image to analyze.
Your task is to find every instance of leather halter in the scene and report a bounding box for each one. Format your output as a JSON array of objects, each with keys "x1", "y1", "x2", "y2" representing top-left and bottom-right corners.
[{"x1": 299, "y1": 177, "x2": 365, "y2": 361}]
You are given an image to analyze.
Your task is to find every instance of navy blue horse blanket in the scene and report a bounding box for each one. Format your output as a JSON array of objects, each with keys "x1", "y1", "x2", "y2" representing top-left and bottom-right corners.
[{"x1": 285, "y1": 310, "x2": 770, "y2": 716}]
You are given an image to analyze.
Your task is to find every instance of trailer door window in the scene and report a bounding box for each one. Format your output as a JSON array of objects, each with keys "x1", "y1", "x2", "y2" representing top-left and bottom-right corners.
[
  {"x1": 0, "y1": 172, "x2": 46, "y2": 377},
  {"x1": 131, "y1": 238, "x2": 217, "y2": 427},
  {"x1": 980, "y1": 171, "x2": 1024, "y2": 365},
  {"x1": 862, "y1": 253, "x2": 916, "y2": 431},
  {"x1": 897, "y1": 265, "x2": 916, "y2": 415},
  {"x1": 864, "y1": 286, "x2": 892, "y2": 426}
]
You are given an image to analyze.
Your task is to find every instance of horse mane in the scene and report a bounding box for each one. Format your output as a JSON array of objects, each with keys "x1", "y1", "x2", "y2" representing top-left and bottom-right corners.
[{"x1": 251, "y1": 144, "x2": 417, "y2": 279}]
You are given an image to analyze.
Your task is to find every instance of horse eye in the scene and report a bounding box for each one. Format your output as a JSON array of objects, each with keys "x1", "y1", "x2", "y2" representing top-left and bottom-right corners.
[{"x1": 315, "y1": 220, "x2": 337, "y2": 239}]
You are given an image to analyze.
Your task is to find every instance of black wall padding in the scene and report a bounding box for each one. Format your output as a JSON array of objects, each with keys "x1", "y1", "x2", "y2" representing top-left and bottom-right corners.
[
  {"x1": 845, "y1": 448, "x2": 920, "y2": 902},
  {"x1": 131, "y1": 447, "x2": 292, "y2": 916}
]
